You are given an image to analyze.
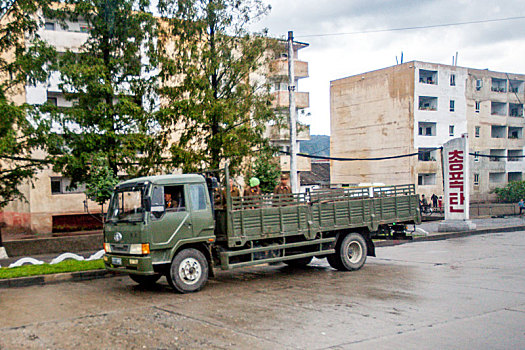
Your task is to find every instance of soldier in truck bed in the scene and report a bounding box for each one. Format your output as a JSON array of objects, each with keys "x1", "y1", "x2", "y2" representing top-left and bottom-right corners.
[{"x1": 273, "y1": 173, "x2": 291, "y2": 195}]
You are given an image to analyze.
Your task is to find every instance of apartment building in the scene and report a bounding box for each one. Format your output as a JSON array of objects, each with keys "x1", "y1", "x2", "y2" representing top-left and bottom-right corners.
[
  {"x1": 264, "y1": 40, "x2": 311, "y2": 174},
  {"x1": 330, "y1": 61, "x2": 525, "y2": 201},
  {"x1": 1, "y1": 15, "x2": 312, "y2": 234}
]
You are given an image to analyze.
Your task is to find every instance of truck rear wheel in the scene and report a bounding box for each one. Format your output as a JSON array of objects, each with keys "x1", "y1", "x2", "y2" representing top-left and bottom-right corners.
[
  {"x1": 327, "y1": 233, "x2": 367, "y2": 271},
  {"x1": 129, "y1": 273, "x2": 162, "y2": 286},
  {"x1": 167, "y1": 248, "x2": 209, "y2": 293},
  {"x1": 284, "y1": 256, "x2": 313, "y2": 267}
]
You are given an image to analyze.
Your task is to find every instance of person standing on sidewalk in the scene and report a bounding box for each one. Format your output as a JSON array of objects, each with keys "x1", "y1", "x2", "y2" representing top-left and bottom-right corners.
[
  {"x1": 431, "y1": 193, "x2": 438, "y2": 208},
  {"x1": 519, "y1": 199, "x2": 525, "y2": 216}
]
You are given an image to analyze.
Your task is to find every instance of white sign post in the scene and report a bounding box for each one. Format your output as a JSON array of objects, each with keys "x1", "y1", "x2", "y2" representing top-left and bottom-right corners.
[{"x1": 438, "y1": 134, "x2": 476, "y2": 232}]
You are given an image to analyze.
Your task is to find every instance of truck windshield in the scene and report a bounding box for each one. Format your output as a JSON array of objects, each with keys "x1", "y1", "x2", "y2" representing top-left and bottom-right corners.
[{"x1": 107, "y1": 186, "x2": 146, "y2": 222}]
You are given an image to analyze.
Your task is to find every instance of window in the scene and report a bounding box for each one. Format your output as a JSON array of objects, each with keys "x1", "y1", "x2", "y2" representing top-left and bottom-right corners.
[
  {"x1": 475, "y1": 126, "x2": 480, "y2": 138},
  {"x1": 474, "y1": 153, "x2": 479, "y2": 162},
  {"x1": 450, "y1": 100, "x2": 455, "y2": 112},
  {"x1": 190, "y1": 184, "x2": 207, "y2": 211},
  {"x1": 474, "y1": 174, "x2": 479, "y2": 186},
  {"x1": 47, "y1": 97, "x2": 57, "y2": 106},
  {"x1": 44, "y1": 22, "x2": 55, "y2": 31},
  {"x1": 449, "y1": 125, "x2": 454, "y2": 136},
  {"x1": 476, "y1": 79, "x2": 483, "y2": 91},
  {"x1": 164, "y1": 185, "x2": 186, "y2": 212},
  {"x1": 418, "y1": 122, "x2": 436, "y2": 136},
  {"x1": 418, "y1": 148, "x2": 437, "y2": 161},
  {"x1": 450, "y1": 74, "x2": 456, "y2": 86},
  {"x1": 491, "y1": 101, "x2": 507, "y2": 116},
  {"x1": 491, "y1": 125, "x2": 506, "y2": 138},
  {"x1": 418, "y1": 173, "x2": 436, "y2": 186},
  {"x1": 50, "y1": 177, "x2": 85, "y2": 195},
  {"x1": 491, "y1": 78, "x2": 507, "y2": 93},
  {"x1": 475, "y1": 101, "x2": 480, "y2": 113}
]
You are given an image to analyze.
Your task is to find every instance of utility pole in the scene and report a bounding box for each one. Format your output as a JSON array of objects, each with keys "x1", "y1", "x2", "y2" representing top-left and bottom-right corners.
[{"x1": 287, "y1": 31, "x2": 298, "y2": 193}]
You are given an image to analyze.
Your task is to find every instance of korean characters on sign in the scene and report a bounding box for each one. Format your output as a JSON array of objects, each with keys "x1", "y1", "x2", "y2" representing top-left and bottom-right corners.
[{"x1": 448, "y1": 150, "x2": 465, "y2": 213}]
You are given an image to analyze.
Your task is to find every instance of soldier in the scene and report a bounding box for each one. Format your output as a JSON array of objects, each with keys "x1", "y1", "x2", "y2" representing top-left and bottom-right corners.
[
  {"x1": 244, "y1": 177, "x2": 262, "y2": 197},
  {"x1": 274, "y1": 173, "x2": 291, "y2": 195},
  {"x1": 221, "y1": 178, "x2": 241, "y2": 205},
  {"x1": 244, "y1": 177, "x2": 262, "y2": 209},
  {"x1": 274, "y1": 173, "x2": 292, "y2": 206}
]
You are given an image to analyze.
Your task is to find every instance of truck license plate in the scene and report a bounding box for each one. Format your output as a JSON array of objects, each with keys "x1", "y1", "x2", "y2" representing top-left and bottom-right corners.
[{"x1": 112, "y1": 257, "x2": 122, "y2": 265}]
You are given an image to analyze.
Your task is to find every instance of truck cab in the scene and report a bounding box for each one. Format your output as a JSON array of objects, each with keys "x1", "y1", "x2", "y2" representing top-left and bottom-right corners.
[{"x1": 103, "y1": 174, "x2": 215, "y2": 292}]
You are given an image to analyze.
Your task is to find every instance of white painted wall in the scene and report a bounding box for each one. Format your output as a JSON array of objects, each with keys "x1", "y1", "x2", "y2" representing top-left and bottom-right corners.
[{"x1": 413, "y1": 62, "x2": 469, "y2": 149}]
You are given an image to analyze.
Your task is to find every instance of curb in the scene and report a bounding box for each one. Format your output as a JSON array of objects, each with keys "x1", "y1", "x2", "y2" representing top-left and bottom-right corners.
[
  {"x1": 0, "y1": 269, "x2": 115, "y2": 289},
  {"x1": 1, "y1": 225, "x2": 524, "y2": 289},
  {"x1": 375, "y1": 225, "x2": 525, "y2": 247}
]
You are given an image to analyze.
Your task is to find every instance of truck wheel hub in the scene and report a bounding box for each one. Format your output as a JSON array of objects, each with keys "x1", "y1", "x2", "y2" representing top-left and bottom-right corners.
[
  {"x1": 347, "y1": 241, "x2": 363, "y2": 263},
  {"x1": 179, "y1": 258, "x2": 201, "y2": 285}
]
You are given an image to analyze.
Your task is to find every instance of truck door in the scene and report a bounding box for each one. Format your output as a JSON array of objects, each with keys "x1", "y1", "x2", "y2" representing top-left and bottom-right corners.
[
  {"x1": 188, "y1": 183, "x2": 214, "y2": 237},
  {"x1": 148, "y1": 184, "x2": 193, "y2": 248}
]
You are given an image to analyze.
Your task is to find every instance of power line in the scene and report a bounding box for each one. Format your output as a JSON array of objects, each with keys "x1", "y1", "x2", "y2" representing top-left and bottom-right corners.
[{"x1": 296, "y1": 16, "x2": 525, "y2": 38}]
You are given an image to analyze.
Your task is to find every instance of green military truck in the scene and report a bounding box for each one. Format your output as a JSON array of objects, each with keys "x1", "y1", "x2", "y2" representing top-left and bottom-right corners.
[{"x1": 103, "y1": 167, "x2": 421, "y2": 293}]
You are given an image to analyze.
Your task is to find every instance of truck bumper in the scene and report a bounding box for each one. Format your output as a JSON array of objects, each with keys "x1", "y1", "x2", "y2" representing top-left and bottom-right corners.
[{"x1": 103, "y1": 253, "x2": 156, "y2": 275}]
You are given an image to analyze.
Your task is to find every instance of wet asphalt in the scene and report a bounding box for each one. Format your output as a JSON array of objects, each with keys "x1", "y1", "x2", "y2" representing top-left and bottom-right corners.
[{"x1": 0, "y1": 230, "x2": 524, "y2": 349}]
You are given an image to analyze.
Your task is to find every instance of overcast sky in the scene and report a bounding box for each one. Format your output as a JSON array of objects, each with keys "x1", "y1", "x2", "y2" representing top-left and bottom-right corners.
[{"x1": 252, "y1": 0, "x2": 525, "y2": 136}]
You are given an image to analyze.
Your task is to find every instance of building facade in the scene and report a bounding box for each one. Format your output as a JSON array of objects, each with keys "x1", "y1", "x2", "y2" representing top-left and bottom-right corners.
[{"x1": 330, "y1": 61, "x2": 525, "y2": 201}]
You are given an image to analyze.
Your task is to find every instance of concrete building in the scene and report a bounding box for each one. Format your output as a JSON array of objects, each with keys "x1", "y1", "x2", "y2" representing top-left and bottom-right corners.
[
  {"x1": 330, "y1": 61, "x2": 525, "y2": 201},
  {"x1": 1, "y1": 14, "x2": 312, "y2": 235}
]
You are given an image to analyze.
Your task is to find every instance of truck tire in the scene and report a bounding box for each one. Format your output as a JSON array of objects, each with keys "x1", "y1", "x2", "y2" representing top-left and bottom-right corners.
[
  {"x1": 284, "y1": 256, "x2": 313, "y2": 267},
  {"x1": 167, "y1": 248, "x2": 209, "y2": 293},
  {"x1": 129, "y1": 273, "x2": 162, "y2": 286},
  {"x1": 327, "y1": 233, "x2": 367, "y2": 271}
]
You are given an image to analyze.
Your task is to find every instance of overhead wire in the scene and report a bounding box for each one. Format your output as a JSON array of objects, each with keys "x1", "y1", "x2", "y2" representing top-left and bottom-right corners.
[{"x1": 295, "y1": 16, "x2": 525, "y2": 38}]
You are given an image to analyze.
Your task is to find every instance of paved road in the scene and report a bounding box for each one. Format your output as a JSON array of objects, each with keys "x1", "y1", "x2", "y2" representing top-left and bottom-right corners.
[{"x1": 1, "y1": 231, "x2": 524, "y2": 349}]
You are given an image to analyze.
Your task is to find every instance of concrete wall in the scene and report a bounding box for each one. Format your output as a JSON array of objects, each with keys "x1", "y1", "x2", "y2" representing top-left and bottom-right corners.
[{"x1": 330, "y1": 63, "x2": 415, "y2": 186}]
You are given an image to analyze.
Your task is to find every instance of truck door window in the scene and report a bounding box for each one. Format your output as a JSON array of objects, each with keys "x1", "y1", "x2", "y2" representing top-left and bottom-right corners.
[
  {"x1": 150, "y1": 186, "x2": 165, "y2": 219},
  {"x1": 164, "y1": 185, "x2": 186, "y2": 212},
  {"x1": 190, "y1": 184, "x2": 207, "y2": 211}
]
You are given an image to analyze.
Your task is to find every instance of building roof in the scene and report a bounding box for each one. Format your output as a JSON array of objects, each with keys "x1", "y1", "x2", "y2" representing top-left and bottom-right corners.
[{"x1": 300, "y1": 162, "x2": 330, "y2": 186}]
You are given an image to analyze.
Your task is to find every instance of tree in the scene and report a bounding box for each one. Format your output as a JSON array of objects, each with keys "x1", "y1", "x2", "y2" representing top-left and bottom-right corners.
[
  {"x1": 84, "y1": 158, "x2": 119, "y2": 217},
  {"x1": 248, "y1": 151, "x2": 280, "y2": 193},
  {"x1": 40, "y1": 0, "x2": 163, "y2": 188},
  {"x1": 0, "y1": 0, "x2": 55, "y2": 207},
  {"x1": 493, "y1": 181, "x2": 525, "y2": 203},
  {"x1": 157, "y1": 0, "x2": 278, "y2": 176}
]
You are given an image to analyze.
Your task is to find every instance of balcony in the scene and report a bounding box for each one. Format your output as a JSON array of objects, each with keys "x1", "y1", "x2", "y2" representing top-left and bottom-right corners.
[
  {"x1": 509, "y1": 80, "x2": 524, "y2": 93},
  {"x1": 508, "y1": 127, "x2": 523, "y2": 140},
  {"x1": 489, "y1": 149, "x2": 505, "y2": 162},
  {"x1": 265, "y1": 124, "x2": 310, "y2": 142},
  {"x1": 419, "y1": 69, "x2": 437, "y2": 85},
  {"x1": 491, "y1": 125, "x2": 506, "y2": 139},
  {"x1": 418, "y1": 96, "x2": 438, "y2": 111},
  {"x1": 279, "y1": 155, "x2": 311, "y2": 172},
  {"x1": 271, "y1": 91, "x2": 309, "y2": 109},
  {"x1": 39, "y1": 29, "x2": 89, "y2": 52},
  {"x1": 269, "y1": 59, "x2": 308, "y2": 79},
  {"x1": 491, "y1": 102, "x2": 507, "y2": 116},
  {"x1": 509, "y1": 103, "x2": 523, "y2": 117},
  {"x1": 491, "y1": 78, "x2": 507, "y2": 93}
]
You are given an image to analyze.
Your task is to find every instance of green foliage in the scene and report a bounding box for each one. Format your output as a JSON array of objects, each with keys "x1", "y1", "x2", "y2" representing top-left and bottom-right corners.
[
  {"x1": 157, "y1": 0, "x2": 278, "y2": 174},
  {"x1": 493, "y1": 181, "x2": 525, "y2": 203},
  {"x1": 248, "y1": 153, "x2": 280, "y2": 193},
  {"x1": 84, "y1": 158, "x2": 119, "y2": 206},
  {"x1": 39, "y1": 0, "x2": 163, "y2": 188},
  {"x1": 0, "y1": 1, "x2": 54, "y2": 208},
  {"x1": 0, "y1": 259, "x2": 104, "y2": 279}
]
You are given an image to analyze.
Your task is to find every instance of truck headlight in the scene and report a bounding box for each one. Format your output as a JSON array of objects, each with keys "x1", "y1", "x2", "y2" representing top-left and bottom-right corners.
[
  {"x1": 104, "y1": 243, "x2": 112, "y2": 253},
  {"x1": 130, "y1": 243, "x2": 150, "y2": 255}
]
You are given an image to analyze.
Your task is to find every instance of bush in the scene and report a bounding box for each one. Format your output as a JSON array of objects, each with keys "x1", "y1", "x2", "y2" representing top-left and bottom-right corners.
[{"x1": 493, "y1": 181, "x2": 525, "y2": 203}]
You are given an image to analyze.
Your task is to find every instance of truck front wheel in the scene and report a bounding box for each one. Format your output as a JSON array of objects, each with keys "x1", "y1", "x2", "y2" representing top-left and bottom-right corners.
[
  {"x1": 167, "y1": 248, "x2": 209, "y2": 293},
  {"x1": 327, "y1": 233, "x2": 367, "y2": 271}
]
